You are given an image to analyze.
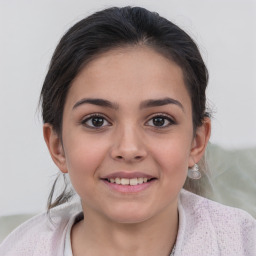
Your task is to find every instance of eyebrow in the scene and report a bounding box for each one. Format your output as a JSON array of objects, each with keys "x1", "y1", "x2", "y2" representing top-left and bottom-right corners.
[
  {"x1": 73, "y1": 98, "x2": 118, "y2": 110},
  {"x1": 139, "y1": 97, "x2": 184, "y2": 111},
  {"x1": 72, "y1": 97, "x2": 184, "y2": 112}
]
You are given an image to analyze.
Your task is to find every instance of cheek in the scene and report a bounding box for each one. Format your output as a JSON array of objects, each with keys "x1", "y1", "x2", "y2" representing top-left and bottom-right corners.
[
  {"x1": 158, "y1": 148, "x2": 189, "y2": 182},
  {"x1": 150, "y1": 133, "x2": 192, "y2": 182},
  {"x1": 152, "y1": 132, "x2": 192, "y2": 164},
  {"x1": 158, "y1": 149, "x2": 188, "y2": 199},
  {"x1": 63, "y1": 134, "x2": 108, "y2": 193}
]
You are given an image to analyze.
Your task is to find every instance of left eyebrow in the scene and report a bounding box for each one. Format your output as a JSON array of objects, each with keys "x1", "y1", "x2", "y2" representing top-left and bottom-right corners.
[{"x1": 140, "y1": 97, "x2": 184, "y2": 112}]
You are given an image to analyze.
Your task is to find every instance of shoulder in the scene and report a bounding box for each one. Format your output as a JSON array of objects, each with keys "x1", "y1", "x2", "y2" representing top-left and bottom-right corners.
[
  {"x1": 0, "y1": 200, "x2": 82, "y2": 256},
  {"x1": 177, "y1": 189, "x2": 256, "y2": 255},
  {"x1": 180, "y1": 189, "x2": 256, "y2": 228}
]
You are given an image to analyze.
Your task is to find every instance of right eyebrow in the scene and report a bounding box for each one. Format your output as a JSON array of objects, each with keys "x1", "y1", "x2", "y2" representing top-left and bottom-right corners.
[{"x1": 72, "y1": 98, "x2": 119, "y2": 110}]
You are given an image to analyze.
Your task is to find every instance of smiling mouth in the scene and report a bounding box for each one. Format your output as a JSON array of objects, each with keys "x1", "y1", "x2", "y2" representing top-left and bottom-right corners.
[{"x1": 104, "y1": 177, "x2": 156, "y2": 186}]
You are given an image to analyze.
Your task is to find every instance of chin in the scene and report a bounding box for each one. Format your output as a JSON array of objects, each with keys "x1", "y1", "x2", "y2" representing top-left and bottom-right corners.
[{"x1": 105, "y1": 205, "x2": 154, "y2": 224}]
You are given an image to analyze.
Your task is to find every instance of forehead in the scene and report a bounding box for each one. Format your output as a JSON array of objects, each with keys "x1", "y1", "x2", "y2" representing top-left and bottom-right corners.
[{"x1": 66, "y1": 46, "x2": 191, "y2": 110}]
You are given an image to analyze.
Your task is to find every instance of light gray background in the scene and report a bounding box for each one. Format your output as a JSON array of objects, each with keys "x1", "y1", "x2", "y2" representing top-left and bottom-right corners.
[{"x1": 0, "y1": 0, "x2": 255, "y2": 216}]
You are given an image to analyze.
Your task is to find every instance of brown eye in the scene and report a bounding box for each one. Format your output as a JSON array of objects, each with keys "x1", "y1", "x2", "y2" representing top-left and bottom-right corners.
[
  {"x1": 152, "y1": 117, "x2": 165, "y2": 126},
  {"x1": 82, "y1": 115, "x2": 110, "y2": 128},
  {"x1": 92, "y1": 117, "x2": 104, "y2": 127},
  {"x1": 146, "y1": 115, "x2": 175, "y2": 128}
]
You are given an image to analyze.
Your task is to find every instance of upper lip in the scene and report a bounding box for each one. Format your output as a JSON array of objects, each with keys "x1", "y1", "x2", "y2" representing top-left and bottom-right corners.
[{"x1": 101, "y1": 172, "x2": 156, "y2": 180}]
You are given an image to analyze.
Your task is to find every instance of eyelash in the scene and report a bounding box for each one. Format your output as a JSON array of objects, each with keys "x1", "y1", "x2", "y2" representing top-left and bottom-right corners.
[
  {"x1": 81, "y1": 113, "x2": 111, "y2": 129},
  {"x1": 145, "y1": 113, "x2": 176, "y2": 128},
  {"x1": 81, "y1": 113, "x2": 176, "y2": 129}
]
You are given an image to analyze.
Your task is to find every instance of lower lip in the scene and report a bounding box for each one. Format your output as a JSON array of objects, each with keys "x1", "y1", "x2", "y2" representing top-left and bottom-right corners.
[{"x1": 102, "y1": 179, "x2": 156, "y2": 193}]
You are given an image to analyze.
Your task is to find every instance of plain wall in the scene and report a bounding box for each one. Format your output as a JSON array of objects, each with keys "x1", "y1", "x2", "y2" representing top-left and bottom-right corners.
[{"x1": 0, "y1": 0, "x2": 255, "y2": 216}]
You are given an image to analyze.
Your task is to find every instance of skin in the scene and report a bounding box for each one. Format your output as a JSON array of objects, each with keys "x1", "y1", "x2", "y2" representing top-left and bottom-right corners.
[{"x1": 44, "y1": 46, "x2": 211, "y2": 256}]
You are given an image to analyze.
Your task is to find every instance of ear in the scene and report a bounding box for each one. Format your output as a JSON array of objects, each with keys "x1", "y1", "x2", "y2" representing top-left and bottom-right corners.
[
  {"x1": 188, "y1": 117, "x2": 211, "y2": 167},
  {"x1": 43, "y1": 123, "x2": 68, "y2": 173}
]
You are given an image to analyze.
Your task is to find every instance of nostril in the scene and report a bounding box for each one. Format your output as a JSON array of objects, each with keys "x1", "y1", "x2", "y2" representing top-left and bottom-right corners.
[{"x1": 115, "y1": 155, "x2": 142, "y2": 161}]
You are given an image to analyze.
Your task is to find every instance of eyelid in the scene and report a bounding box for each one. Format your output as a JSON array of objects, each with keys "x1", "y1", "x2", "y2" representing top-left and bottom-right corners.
[
  {"x1": 81, "y1": 113, "x2": 112, "y2": 128},
  {"x1": 145, "y1": 113, "x2": 176, "y2": 127}
]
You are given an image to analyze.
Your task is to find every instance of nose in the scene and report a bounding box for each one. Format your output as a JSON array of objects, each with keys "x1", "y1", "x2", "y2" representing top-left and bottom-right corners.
[{"x1": 110, "y1": 125, "x2": 147, "y2": 163}]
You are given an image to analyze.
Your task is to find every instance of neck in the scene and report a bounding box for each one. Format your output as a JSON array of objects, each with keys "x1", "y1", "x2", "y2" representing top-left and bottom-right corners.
[{"x1": 71, "y1": 202, "x2": 179, "y2": 256}]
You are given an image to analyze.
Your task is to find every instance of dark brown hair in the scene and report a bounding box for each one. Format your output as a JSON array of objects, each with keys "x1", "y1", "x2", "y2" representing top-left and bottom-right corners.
[{"x1": 40, "y1": 6, "x2": 211, "y2": 211}]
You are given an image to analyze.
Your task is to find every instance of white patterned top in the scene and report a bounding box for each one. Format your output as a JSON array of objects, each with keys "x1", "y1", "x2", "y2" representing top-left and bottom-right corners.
[{"x1": 1, "y1": 189, "x2": 255, "y2": 256}]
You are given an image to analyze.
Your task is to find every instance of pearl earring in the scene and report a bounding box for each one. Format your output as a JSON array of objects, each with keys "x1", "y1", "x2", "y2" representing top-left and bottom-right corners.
[{"x1": 188, "y1": 163, "x2": 201, "y2": 179}]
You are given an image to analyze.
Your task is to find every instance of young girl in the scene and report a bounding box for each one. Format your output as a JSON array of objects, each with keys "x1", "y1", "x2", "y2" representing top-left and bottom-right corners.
[{"x1": 1, "y1": 6, "x2": 255, "y2": 256}]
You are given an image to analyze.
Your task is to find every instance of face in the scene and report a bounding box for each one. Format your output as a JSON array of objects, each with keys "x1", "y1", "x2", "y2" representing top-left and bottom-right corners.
[{"x1": 52, "y1": 46, "x2": 203, "y2": 223}]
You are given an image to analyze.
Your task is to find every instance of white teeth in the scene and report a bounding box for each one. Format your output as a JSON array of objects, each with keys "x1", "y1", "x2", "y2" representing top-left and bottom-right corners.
[
  {"x1": 138, "y1": 177, "x2": 144, "y2": 184},
  {"x1": 129, "y1": 178, "x2": 138, "y2": 186},
  {"x1": 108, "y1": 177, "x2": 151, "y2": 185},
  {"x1": 121, "y1": 178, "x2": 130, "y2": 185},
  {"x1": 115, "y1": 178, "x2": 121, "y2": 184}
]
